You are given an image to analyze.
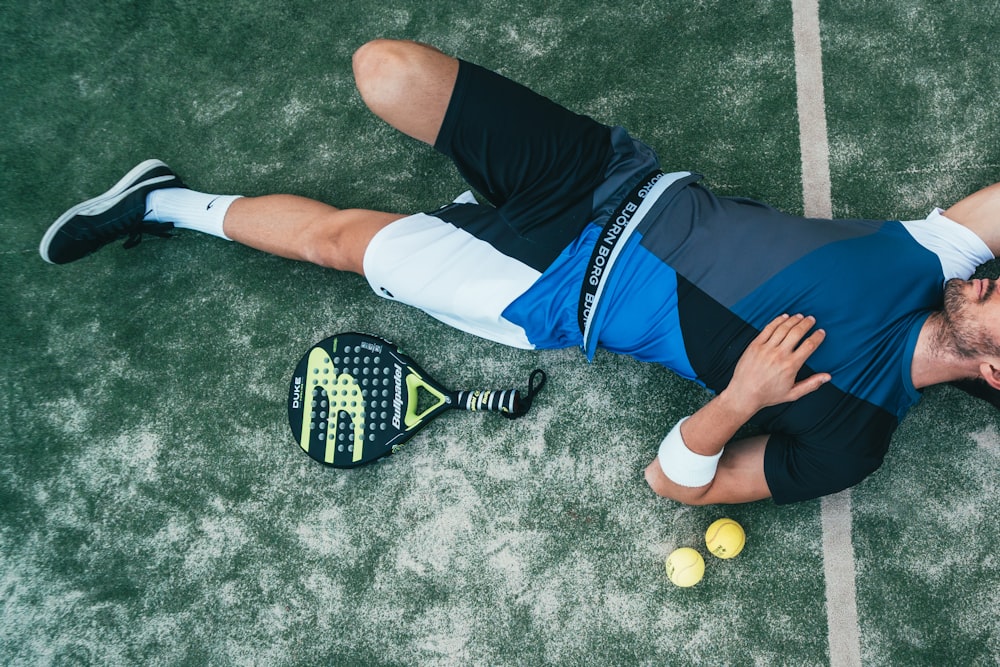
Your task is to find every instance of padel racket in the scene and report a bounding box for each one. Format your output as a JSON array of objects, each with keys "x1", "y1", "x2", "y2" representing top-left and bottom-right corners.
[{"x1": 287, "y1": 332, "x2": 546, "y2": 468}]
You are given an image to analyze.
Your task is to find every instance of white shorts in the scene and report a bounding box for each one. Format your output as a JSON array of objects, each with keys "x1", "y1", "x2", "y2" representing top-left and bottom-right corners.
[{"x1": 362, "y1": 193, "x2": 542, "y2": 349}]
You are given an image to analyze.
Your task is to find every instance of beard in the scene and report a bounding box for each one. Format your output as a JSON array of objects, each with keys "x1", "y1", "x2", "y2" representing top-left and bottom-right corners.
[{"x1": 936, "y1": 278, "x2": 1000, "y2": 360}]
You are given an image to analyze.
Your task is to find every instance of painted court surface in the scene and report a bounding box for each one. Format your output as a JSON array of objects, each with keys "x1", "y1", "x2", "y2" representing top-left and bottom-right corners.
[{"x1": 2, "y1": 1, "x2": 999, "y2": 665}]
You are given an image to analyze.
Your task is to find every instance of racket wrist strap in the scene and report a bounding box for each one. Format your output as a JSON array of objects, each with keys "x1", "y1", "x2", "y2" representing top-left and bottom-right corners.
[
  {"x1": 501, "y1": 369, "x2": 547, "y2": 419},
  {"x1": 657, "y1": 417, "x2": 723, "y2": 487}
]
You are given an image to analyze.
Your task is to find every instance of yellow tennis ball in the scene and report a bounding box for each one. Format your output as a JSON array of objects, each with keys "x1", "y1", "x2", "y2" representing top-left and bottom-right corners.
[
  {"x1": 665, "y1": 547, "x2": 705, "y2": 587},
  {"x1": 705, "y1": 518, "x2": 746, "y2": 559}
]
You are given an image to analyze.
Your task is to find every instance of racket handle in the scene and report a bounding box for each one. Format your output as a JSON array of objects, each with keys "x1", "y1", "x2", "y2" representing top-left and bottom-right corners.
[
  {"x1": 456, "y1": 369, "x2": 547, "y2": 418},
  {"x1": 455, "y1": 389, "x2": 520, "y2": 414}
]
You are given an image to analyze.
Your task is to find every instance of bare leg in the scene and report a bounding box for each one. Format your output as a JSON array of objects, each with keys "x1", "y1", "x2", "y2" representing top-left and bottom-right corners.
[
  {"x1": 217, "y1": 40, "x2": 461, "y2": 275},
  {"x1": 221, "y1": 196, "x2": 404, "y2": 275}
]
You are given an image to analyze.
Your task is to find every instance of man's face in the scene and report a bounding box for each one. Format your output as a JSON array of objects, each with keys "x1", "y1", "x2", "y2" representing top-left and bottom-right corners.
[{"x1": 940, "y1": 277, "x2": 1000, "y2": 360}]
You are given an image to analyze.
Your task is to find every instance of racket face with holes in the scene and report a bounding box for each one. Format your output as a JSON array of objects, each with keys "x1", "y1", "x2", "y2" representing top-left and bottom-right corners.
[{"x1": 287, "y1": 332, "x2": 454, "y2": 468}]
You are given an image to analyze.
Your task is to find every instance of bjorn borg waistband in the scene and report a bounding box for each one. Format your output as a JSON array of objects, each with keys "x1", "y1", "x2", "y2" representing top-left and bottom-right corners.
[{"x1": 577, "y1": 169, "x2": 693, "y2": 356}]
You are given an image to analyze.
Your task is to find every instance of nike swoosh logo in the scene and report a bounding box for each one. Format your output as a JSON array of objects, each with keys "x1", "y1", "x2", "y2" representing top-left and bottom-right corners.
[{"x1": 207, "y1": 197, "x2": 221, "y2": 210}]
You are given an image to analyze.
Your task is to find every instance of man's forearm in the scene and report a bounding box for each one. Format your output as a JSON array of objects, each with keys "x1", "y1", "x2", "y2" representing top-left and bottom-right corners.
[
  {"x1": 654, "y1": 389, "x2": 759, "y2": 491},
  {"x1": 679, "y1": 389, "x2": 759, "y2": 457}
]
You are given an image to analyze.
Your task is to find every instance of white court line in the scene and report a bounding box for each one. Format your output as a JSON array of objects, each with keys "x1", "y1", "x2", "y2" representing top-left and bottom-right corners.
[
  {"x1": 821, "y1": 493, "x2": 862, "y2": 666},
  {"x1": 793, "y1": 0, "x2": 833, "y2": 219},
  {"x1": 791, "y1": 1, "x2": 863, "y2": 666}
]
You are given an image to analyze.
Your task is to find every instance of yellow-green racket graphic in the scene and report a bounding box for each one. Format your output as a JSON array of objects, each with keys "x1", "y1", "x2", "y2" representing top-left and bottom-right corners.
[{"x1": 287, "y1": 333, "x2": 547, "y2": 468}]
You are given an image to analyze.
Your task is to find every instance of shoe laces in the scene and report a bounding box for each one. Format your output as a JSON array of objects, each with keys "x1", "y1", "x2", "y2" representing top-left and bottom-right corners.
[{"x1": 122, "y1": 214, "x2": 173, "y2": 249}]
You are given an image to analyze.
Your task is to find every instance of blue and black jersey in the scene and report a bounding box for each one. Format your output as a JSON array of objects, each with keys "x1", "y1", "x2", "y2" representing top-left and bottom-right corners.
[{"x1": 506, "y1": 180, "x2": 990, "y2": 503}]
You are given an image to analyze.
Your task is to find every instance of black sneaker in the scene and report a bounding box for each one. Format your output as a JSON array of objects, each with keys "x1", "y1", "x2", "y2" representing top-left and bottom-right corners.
[{"x1": 40, "y1": 159, "x2": 186, "y2": 264}]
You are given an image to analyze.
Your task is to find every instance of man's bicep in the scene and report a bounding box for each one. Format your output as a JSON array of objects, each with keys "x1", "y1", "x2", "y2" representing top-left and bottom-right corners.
[{"x1": 944, "y1": 182, "x2": 1000, "y2": 256}]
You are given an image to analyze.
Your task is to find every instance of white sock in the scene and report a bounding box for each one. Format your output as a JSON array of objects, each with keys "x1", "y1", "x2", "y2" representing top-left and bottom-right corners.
[{"x1": 144, "y1": 188, "x2": 242, "y2": 240}]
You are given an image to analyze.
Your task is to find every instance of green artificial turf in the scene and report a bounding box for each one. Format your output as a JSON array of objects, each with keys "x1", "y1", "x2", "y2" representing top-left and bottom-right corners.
[{"x1": 2, "y1": 1, "x2": 998, "y2": 664}]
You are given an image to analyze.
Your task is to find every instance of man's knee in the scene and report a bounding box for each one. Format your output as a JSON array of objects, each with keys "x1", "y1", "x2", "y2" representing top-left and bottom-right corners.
[
  {"x1": 352, "y1": 39, "x2": 458, "y2": 145},
  {"x1": 352, "y1": 39, "x2": 427, "y2": 114},
  {"x1": 302, "y1": 208, "x2": 404, "y2": 274}
]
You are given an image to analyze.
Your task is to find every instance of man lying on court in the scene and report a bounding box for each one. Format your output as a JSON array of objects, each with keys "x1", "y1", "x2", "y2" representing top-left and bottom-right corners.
[{"x1": 40, "y1": 39, "x2": 1000, "y2": 506}]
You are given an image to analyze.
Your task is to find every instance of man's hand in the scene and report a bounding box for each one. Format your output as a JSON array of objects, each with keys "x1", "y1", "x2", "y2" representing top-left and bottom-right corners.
[
  {"x1": 645, "y1": 313, "x2": 831, "y2": 506},
  {"x1": 723, "y1": 313, "x2": 831, "y2": 415}
]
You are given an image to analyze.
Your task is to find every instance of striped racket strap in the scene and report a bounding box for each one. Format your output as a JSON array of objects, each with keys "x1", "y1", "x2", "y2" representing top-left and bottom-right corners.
[{"x1": 454, "y1": 369, "x2": 547, "y2": 418}]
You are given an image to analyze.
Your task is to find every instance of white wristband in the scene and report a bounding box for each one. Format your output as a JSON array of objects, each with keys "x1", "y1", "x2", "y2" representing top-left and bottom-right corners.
[{"x1": 657, "y1": 417, "x2": 724, "y2": 487}]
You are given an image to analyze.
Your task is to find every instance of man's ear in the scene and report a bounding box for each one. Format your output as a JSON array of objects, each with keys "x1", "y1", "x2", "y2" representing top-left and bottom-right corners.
[{"x1": 978, "y1": 362, "x2": 1000, "y2": 391}]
